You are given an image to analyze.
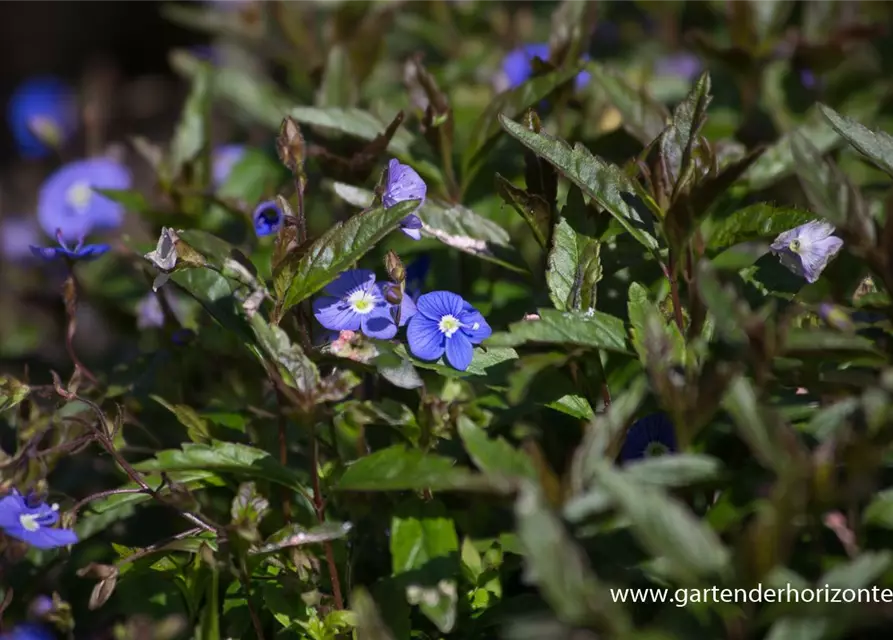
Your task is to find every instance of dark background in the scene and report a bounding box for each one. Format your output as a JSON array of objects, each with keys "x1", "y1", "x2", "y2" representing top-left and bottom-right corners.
[{"x1": 0, "y1": 0, "x2": 198, "y2": 165}]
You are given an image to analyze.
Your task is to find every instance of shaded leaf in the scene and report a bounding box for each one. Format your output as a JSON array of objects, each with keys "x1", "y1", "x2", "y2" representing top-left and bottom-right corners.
[
  {"x1": 169, "y1": 61, "x2": 211, "y2": 182},
  {"x1": 0, "y1": 375, "x2": 29, "y2": 414},
  {"x1": 495, "y1": 174, "x2": 551, "y2": 249},
  {"x1": 819, "y1": 103, "x2": 893, "y2": 178},
  {"x1": 546, "y1": 217, "x2": 602, "y2": 312},
  {"x1": 500, "y1": 115, "x2": 659, "y2": 252},
  {"x1": 703, "y1": 204, "x2": 815, "y2": 251},
  {"x1": 457, "y1": 416, "x2": 537, "y2": 480},
  {"x1": 587, "y1": 62, "x2": 668, "y2": 146}
]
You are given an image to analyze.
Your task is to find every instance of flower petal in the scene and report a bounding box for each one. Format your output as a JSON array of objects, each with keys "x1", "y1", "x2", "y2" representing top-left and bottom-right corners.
[
  {"x1": 253, "y1": 200, "x2": 283, "y2": 237},
  {"x1": 361, "y1": 311, "x2": 397, "y2": 339},
  {"x1": 407, "y1": 315, "x2": 445, "y2": 361},
  {"x1": 398, "y1": 293, "x2": 417, "y2": 327},
  {"x1": 29, "y1": 245, "x2": 63, "y2": 261},
  {"x1": 73, "y1": 243, "x2": 110, "y2": 260},
  {"x1": 800, "y1": 235, "x2": 844, "y2": 283},
  {"x1": 0, "y1": 493, "x2": 26, "y2": 529},
  {"x1": 11, "y1": 525, "x2": 78, "y2": 550},
  {"x1": 313, "y1": 296, "x2": 361, "y2": 331},
  {"x1": 416, "y1": 291, "x2": 464, "y2": 321},
  {"x1": 323, "y1": 269, "x2": 377, "y2": 299},
  {"x1": 383, "y1": 160, "x2": 426, "y2": 209},
  {"x1": 444, "y1": 330, "x2": 474, "y2": 371},
  {"x1": 459, "y1": 306, "x2": 492, "y2": 343}
]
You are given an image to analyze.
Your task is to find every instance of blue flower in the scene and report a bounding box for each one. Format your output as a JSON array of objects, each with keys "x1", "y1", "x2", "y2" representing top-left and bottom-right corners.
[
  {"x1": 619, "y1": 414, "x2": 677, "y2": 463},
  {"x1": 770, "y1": 220, "x2": 843, "y2": 284},
  {"x1": 7, "y1": 76, "x2": 77, "y2": 159},
  {"x1": 655, "y1": 52, "x2": 702, "y2": 82},
  {"x1": 253, "y1": 200, "x2": 284, "y2": 237},
  {"x1": 406, "y1": 291, "x2": 491, "y2": 371},
  {"x1": 501, "y1": 43, "x2": 591, "y2": 91},
  {"x1": 212, "y1": 144, "x2": 246, "y2": 188},
  {"x1": 38, "y1": 158, "x2": 131, "y2": 242},
  {"x1": 29, "y1": 235, "x2": 109, "y2": 262},
  {"x1": 313, "y1": 270, "x2": 416, "y2": 340},
  {"x1": 0, "y1": 489, "x2": 78, "y2": 550},
  {"x1": 0, "y1": 623, "x2": 56, "y2": 640},
  {"x1": 0, "y1": 216, "x2": 41, "y2": 263},
  {"x1": 28, "y1": 595, "x2": 55, "y2": 618},
  {"x1": 383, "y1": 159, "x2": 426, "y2": 240}
]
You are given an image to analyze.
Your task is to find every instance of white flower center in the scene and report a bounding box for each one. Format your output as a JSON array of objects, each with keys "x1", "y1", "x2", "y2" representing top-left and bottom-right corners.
[
  {"x1": 645, "y1": 442, "x2": 670, "y2": 457},
  {"x1": 348, "y1": 290, "x2": 377, "y2": 315},
  {"x1": 439, "y1": 314, "x2": 461, "y2": 338},
  {"x1": 472, "y1": 322, "x2": 480, "y2": 331},
  {"x1": 789, "y1": 238, "x2": 802, "y2": 253},
  {"x1": 19, "y1": 513, "x2": 40, "y2": 532},
  {"x1": 66, "y1": 181, "x2": 93, "y2": 213}
]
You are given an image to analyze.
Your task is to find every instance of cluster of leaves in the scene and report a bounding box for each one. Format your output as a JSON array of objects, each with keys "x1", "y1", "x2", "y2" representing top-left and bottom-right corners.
[{"x1": 4, "y1": 1, "x2": 893, "y2": 639}]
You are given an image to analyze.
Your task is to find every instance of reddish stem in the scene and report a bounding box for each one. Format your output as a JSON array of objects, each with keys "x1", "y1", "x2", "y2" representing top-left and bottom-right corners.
[{"x1": 311, "y1": 435, "x2": 344, "y2": 610}]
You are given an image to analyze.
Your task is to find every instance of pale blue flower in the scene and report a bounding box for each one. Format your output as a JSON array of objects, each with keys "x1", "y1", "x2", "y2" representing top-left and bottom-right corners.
[
  {"x1": 770, "y1": 220, "x2": 843, "y2": 283},
  {"x1": 212, "y1": 144, "x2": 246, "y2": 188}
]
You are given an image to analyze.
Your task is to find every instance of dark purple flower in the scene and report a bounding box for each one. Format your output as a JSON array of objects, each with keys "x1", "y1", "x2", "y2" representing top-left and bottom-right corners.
[
  {"x1": 770, "y1": 220, "x2": 843, "y2": 284},
  {"x1": 383, "y1": 159, "x2": 426, "y2": 240},
  {"x1": 619, "y1": 414, "x2": 677, "y2": 463},
  {"x1": 28, "y1": 595, "x2": 54, "y2": 618},
  {"x1": 406, "y1": 291, "x2": 491, "y2": 371},
  {"x1": 405, "y1": 254, "x2": 431, "y2": 301},
  {"x1": 0, "y1": 216, "x2": 41, "y2": 263},
  {"x1": 252, "y1": 200, "x2": 283, "y2": 237},
  {"x1": 212, "y1": 144, "x2": 246, "y2": 188},
  {"x1": 38, "y1": 158, "x2": 131, "y2": 242},
  {"x1": 655, "y1": 52, "x2": 703, "y2": 82},
  {"x1": 313, "y1": 269, "x2": 417, "y2": 340},
  {"x1": 29, "y1": 233, "x2": 109, "y2": 262},
  {"x1": 7, "y1": 76, "x2": 78, "y2": 159},
  {"x1": 0, "y1": 489, "x2": 77, "y2": 550},
  {"x1": 800, "y1": 69, "x2": 817, "y2": 90}
]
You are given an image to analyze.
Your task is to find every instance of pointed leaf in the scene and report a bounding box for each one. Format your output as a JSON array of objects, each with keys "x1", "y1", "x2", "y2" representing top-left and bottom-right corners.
[
  {"x1": 819, "y1": 103, "x2": 893, "y2": 178},
  {"x1": 274, "y1": 198, "x2": 420, "y2": 312},
  {"x1": 457, "y1": 416, "x2": 537, "y2": 480},
  {"x1": 487, "y1": 308, "x2": 629, "y2": 353},
  {"x1": 500, "y1": 115, "x2": 659, "y2": 252},
  {"x1": 546, "y1": 217, "x2": 602, "y2": 312},
  {"x1": 169, "y1": 62, "x2": 212, "y2": 181},
  {"x1": 587, "y1": 62, "x2": 668, "y2": 146}
]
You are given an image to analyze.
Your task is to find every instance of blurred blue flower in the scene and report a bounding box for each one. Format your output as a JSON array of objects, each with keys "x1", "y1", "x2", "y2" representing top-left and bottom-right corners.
[
  {"x1": 212, "y1": 144, "x2": 246, "y2": 188},
  {"x1": 252, "y1": 200, "x2": 283, "y2": 237},
  {"x1": 405, "y1": 254, "x2": 431, "y2": 301},
  {"x1": 501, "y1": 43, "x2": 591, "y2": 91},
  {"x1": 137, "y1": 292, "x2": 165, "y2": 329},
  {"x1": 38, "y1": 158, "x2": 131, "y2": 242},
  {"x1": 770, "y1": 220, "x2": 843, "y2": 284},
  {"x1": 313, "y1": 269, "x2": 416, "y2": 340},
  {"x1": 406, "y1": 291, "x2": 491, "y2": 371},
  {"x1": 383, "y1": 159, "x2": 426, "y2": 240},
  {"x1": 0, "y1": 489, "x2": 77, "y2": 550},
  {"x1": 655, "y1": 52, "x2": 702, "y2": 82},
  {"x1": 0, "y1": 216, "x2": 41, "y2": 263},
  {"x1": 800, "y1": 69, "x2": 817, "y2": 90},
  {"x1": 619, "y1": 414, "x2": 677, "y2": 463},
  {"x1": 28, "y1": 595, "x2": 55, "y2": 618},
  {"x1": 7, "y1": 76, "x2": 77, "y2": 159},
  {"x1": 0, "y1": 622, "x2": 56, "y2": 640},
  {"x1": 29, "y1": 236, "x2": 109, "y2": 262}
]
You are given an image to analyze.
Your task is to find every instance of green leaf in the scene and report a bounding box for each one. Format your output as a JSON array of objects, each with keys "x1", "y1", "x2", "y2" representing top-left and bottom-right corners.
[
  {"x1": 93, "y1": 188, "x2": 155, "y2": 215},
  {"x1": 464, "y1": 66, "x2": 581, "y2": 176},
  {"x1": 336, "y1": 446, "x2": 498, "y2": 492},
  {"x1": 218, "y1": 149, "x2": 285, "y2": 202},
  {"x1": 150, "y1": 395, "x2": 211, "y2": 444},
  {"x1": 500, "y1": 115, "x2": 659, "y2": 253},
  {"x1": 764, "y1": 618, "x2": 831, "y2": 640},
  {"x1": 289, "y1": 106, "x2": 413, "y2": 156},
  {"x1": 487, "y1": 308, "x2": 630, "y2": 353},
  {"x1": 864, "y1": 489, "x2": 893, "y2": 529},
  {"x1": 391, "y1": 503, "x2": 459, "y2": 576},
  {"x1": 351, "y1": 588, "x2": 397, "y2": 640},
  {"x1": 743, "y1": 112, "x2": 840, "y2": 189},
  {"x1": 783, "y1": 329, "x2": 881, "y2": 357},
  {"x1": 587, "y1": 62, "x2": 668, "y2": 146},
  {"x1": 456, "y1": 416, "x2": 537, "y2": 481},
  {"x1": 0, "y1": 374, "x2": 29, "y2": 414},
  {"x1": 703, "y1": 203, "x2": 815, "y2": 251},
  {"x1": 385, "y1": 343, "x2": 518, "y2": 379},
  {"x1": 248, "y1": 313, "x2": 321, "y2": 395},
  {"x1": 332, "y1": 182, "x2": 528, "y2": 273},
  {"x1": 514, "y1": 482, "x2": 630, "y2": 631},
  {"x1": 170, "y1": 51, "x2": 290, "y2": 129},
  {"x1": 495, "y1": 174, "x2": 551, "y2": 249},
  {"x1": 820, "y1": 552, "x2": 892, "y2": 590},
  {"x1": 169, "y1": 61, "x2": 211, "y2": 181},
  {"x1": 274, "y1": 199, "x2": 420, "y2": 313},
  {"x1": 135, "y1": 442, "x2": 305, "y2": 491},
  {"x1": 721, "y1": 376, "x2": 785, "y2": 470},
  {"x1": 253, "y1": 522, "x2": 352, "y2": 556},
  {"x1": 819, "y1": 103, "x2": 893, "y2": 178},
  {"x1": 591, "y1": 460, "x2": 730, "y2": 582},
  {"x1": 660, "y1": 72, "x2": 712, "y2": 196},
  {"x1": 546, "y1": 217, "x2": 602, "y2": 312}
]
